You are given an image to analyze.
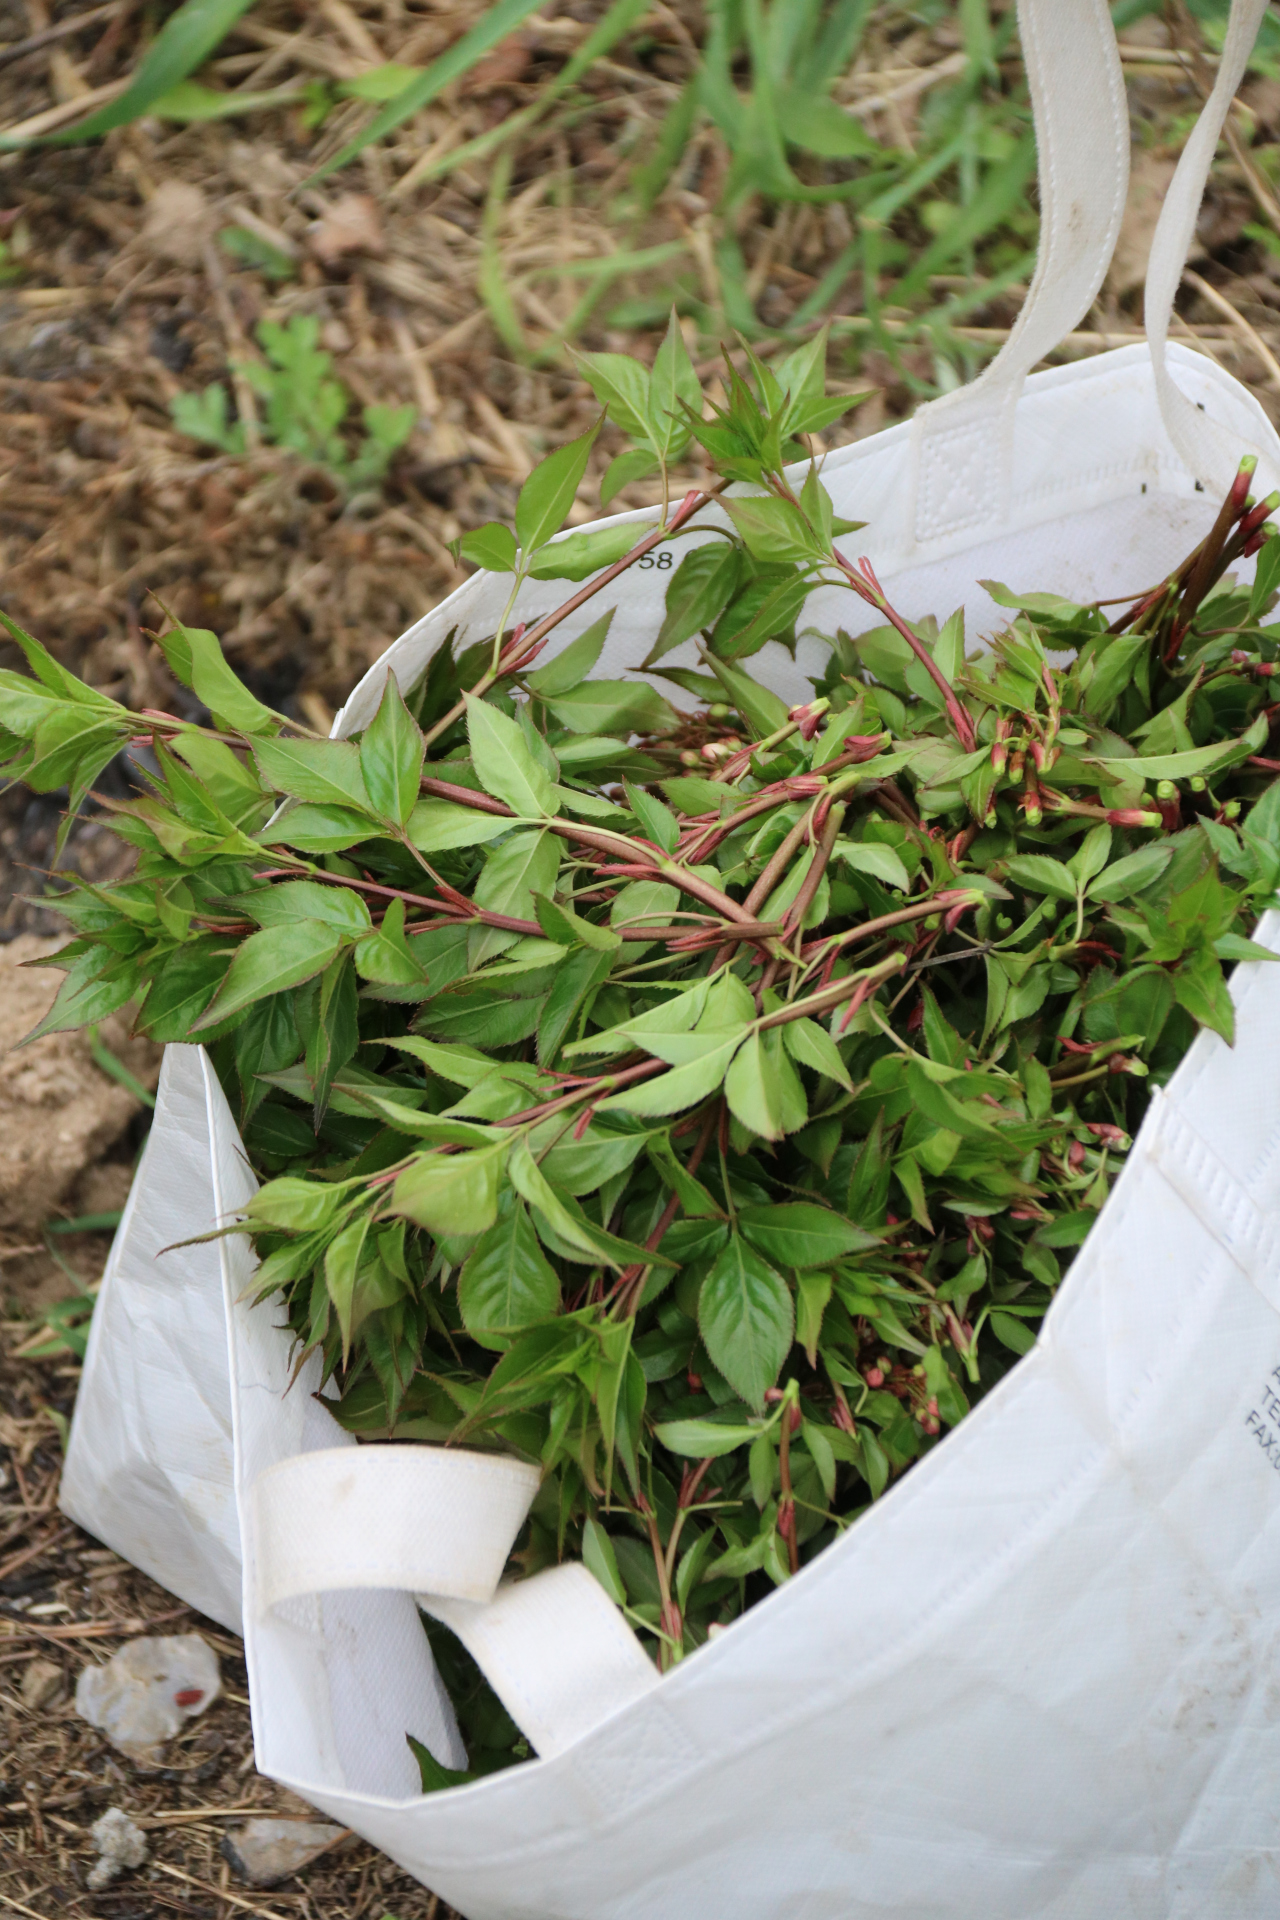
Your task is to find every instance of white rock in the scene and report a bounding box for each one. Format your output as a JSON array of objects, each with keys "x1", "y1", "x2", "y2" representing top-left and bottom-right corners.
[
  {"x1": 222, "y1": 1818, "x2": 348, "y2": 1887},
  {"x1": 86, "y1": 1807, "x2": 149, "y2": 1890},
  {"x1": 75, "y1": 1634, "x2": 221, "y2": 1764}
]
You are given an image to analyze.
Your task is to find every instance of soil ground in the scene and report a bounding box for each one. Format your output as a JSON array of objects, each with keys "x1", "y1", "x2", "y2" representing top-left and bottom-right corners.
[{"x1": 4, "y1": 0, "x2": 1280, "y2": 1912}]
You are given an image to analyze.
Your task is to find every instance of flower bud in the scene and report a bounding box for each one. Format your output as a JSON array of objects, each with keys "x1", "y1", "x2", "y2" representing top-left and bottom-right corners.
[
  {"x1": 1106, "y1": 807, "x2": 1163, "y2": 828},
  {"x1": 1156, "y1": 779, "x2": 1177, "y2": 800}
]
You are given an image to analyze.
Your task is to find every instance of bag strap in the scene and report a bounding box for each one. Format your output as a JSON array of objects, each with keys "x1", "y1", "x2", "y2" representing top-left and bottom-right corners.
[
  {"x1": 1144, "y1": 0, "x2": 1272, "y2": 490},
  {"x1": 422, "y1": 1565, "x2": 661, "y2": 1761},
  {"x1": 910, "y1": 0, "x2": 1130, "y2": 546},
  {"x1": 246, "y1": 1447, "x2": 660, "y2": 1759}
]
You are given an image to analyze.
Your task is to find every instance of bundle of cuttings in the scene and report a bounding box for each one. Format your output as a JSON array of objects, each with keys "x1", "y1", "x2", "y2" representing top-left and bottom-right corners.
[{"x1": 5, "y1": 326, "x2": 1280, "y2": 1783}]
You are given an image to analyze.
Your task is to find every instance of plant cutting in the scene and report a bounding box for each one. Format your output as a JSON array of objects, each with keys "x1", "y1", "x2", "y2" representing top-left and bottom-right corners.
[{"x1": 6, "y1": 319, "x2": 1280, "y2": 1785}]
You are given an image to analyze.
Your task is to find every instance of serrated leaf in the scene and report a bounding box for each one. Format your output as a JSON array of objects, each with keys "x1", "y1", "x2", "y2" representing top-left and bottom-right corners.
[
  {"x1": 192, "y1": 920, "x2": 342, "y2": 1029},
  {"x1": 406, "y1": 798, "x2": 512, "y2": 852},
  {"x1": 390, "y1": 1140, "x2": 508, "y2": 1236},
  {"x1": 782, "y1": 1015, "x2": 853, "y2": 1091},
  {"x1": 1003, "y1": 855, "x2": 1077, "y2": 900},
  {"x1": 600, "y1": 1034, "x2": 742, "y2": 1116},
  {"x1": 622, "y1": 781, "x2": 679, "y2": 853},
  {"x1": 465, "y1": 695, "x2": 556, "y2": 817},
  {"x1": 260, "y1": 803, "x2": 379, "y2": 853},
  {"x1": 154, "y1": 620, "x2": 277, "y2": 734},
  {"x1": 698, "y1": 1234, "x2": 793, "y2": 1410},
  {"x1": 725, "y1": 1028, "x2": 807, "y2": 1140},
  {"x1": 230, "y1": 880, "x2": 371, "y2": 937},
  {"x1": 360, "y1": 675, "x2": 424, "y2": 827},
  {"x1": 254, "y1": 736, "x2": 373, "y2": 813},
  {"x1": 739, "y1": 1202, "x2": 877, "y2": 1267},
  {"x1": 459, "y1": 1204, "x2": 559, "y2": 1348}
]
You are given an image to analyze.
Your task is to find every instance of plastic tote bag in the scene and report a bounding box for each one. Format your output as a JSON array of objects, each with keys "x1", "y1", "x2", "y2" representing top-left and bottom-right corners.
[{"x1": 61, "y1": 2, "x2": 1280, "y2": 1912}]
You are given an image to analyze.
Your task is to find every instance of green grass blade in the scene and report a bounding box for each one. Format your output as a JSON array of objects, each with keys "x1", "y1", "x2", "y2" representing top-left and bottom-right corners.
[
  {"x1": 392, "y1": 0, "x2": 650, "y2": 195},
  {"x1": 12, "y1": 0, "x2": 258, "y2": 148},
  {"x1": 479, "y1": 150, "x2": 530, "y2": 361},
  {"x1": 310, "y1": 0, "x2": 550, "y2": 182},
  {"x1": 895, "y1": 131, "x2": 1036, "y2": 304}
]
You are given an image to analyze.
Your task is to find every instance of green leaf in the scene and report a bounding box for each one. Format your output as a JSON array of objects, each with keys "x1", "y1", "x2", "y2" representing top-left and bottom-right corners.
[
  {"x1": 739, "y1": 1202, "x2": 877, "y2": 1267},
  {"x1": 459, "y1": 1204, "x2": 559, "y2": 1348},
  {"x1": 796, "y1": 1270, "x2": 832, "y2": 1366},
  {"x1": 254, "y1": 737, "x2": 373, "y2": 813},
  {"x1": 456, "y1": 522, "x2": 518, "y2": 572},
  {"x1": 545, "y1": 680, "x2": 676, "y2": 738},
  {"x1": 601, "y1": 1035, "x2": 743, "y2": 1118},
  {"x1": 653, "y1": 1415, "x2": 764, "y2": 1458},
  {"x1": 260, "y1": 803, "x2": 380, "y2": 853},
  {"x1": 833, "y1": 840, "x2": 910, "y2": 891},
  {"x1": 360, "y1": 676, "x2": 424, "y2": 827},
  {"x1": 325, "y1": 1212, "x2": 371, "y2": 1362},
  {"x1": 406, "y1": 1732, "x2": 475, "y2": 1793},
  {"x1": 990, "y1": 1310, "x2": 1037, "y2": 1356},
  {"x1": 154, "y1": 621, "x2": 278, "y2": 734},
  {"x1": 465, "y1": 696, "x2": 556, "y2": 817},
  {"x1": 524, "y1": 612, "x2": 614, "y2": 697},
  {"x1": 600, "y1": 448, "x2": 660, "y2": 507},
  {"x1": 698, "y1": 1235, "x2": 794, "y2": 1410},
  {"x1": 782, "y1": 1016, "x2": 853, "y2": 1091},
  {"x1": 230, "y1": 880, "x2": 371, "y2": 938},
  {"x1": 572, "y1": 349, "x2": 650, "y2": 440},
  {"x1": 192, "y1": 920, "x2": 342, "y2": 1029},
  {"x1": 1003, "y1": 855, "x2": 1077, "y2": 900},
  {"x1": 724, "y1": 495, "x2": 823, "y2": 566},
  {"x1": 20, "y1": 0, "x2": 257, "y2": 149},
  {"x1": 644, "y1": 541, "x2": 743, "y2": 666},
  {"x1": 622, "y1": 782, "x2": 679, "y2": 853},
  {"x1": 355, "y1": 896, "x2": 431, "y2": 987},
  {"x1": 1091, "y1": 740, "x2": 1251, "y2": 781},
  {"x1": 528, "y1": 523, "x2": 638, "y2": 581},
  {"x1": 246, "y1": 1177, "x2": 350, "y2": 1232},
  {"x1": 582, "y1": 1517, "x2": 627, "y2": 1604},
  {"x1": 532, "y1": 893, "x2": 621, "y2": 951},
  {"x1": 508, "y1": 1137, "x2": 671, "y2": 1269},
  {"x1": 391, "y1": 1140, "x2": 508, "y2": 1236},
  {"x1": 704, "y1": 653, "x2": 789, "y2": 739},
  {"x1": 406, "y1": 798, "x2": 512, "y2": 852},
  {"x1": 648, "y1": 310, "x2": 700, "y2": 462},
  {"x1": 515, "y1": 423, "x2": 601, "y2": 556},
  {"x1": 1088, "y1": 845, "x2": 1174, "y2": 901},
  {"x1": 471, "y1": 830, "x2": 560, "y2": 963},
  {"x1": 725, "y1": 1028, "x2": 807, "y2": 1140},
  {"x1": 537, "y1": 945, "x2": 615, "y2": 1064}
]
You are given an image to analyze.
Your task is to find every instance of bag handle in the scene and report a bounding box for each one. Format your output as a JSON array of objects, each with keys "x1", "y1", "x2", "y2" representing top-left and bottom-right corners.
[
  {"x1": 910, "y1": 0, "x2": 1130, "y2": 545},
  {"x1": 1144, "y1": 0, "x2": 1273, "y2": 490},
  {"x1": 246, "y1": 1447, "x2": 659, "y2": 1762}
]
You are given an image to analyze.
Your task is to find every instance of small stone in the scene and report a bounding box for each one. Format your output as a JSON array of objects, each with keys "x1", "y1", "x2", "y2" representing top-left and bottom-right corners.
[
  {"x1": 75, "y1": 1634, "x2": 221, "y2": 1765},
  {"x1": 222, "y1": 1818, "x2": 348, "y2": 1888},
  {"x1": 141, "y1": 181, "x2": 213, "y2": 267},
  {"x1": 20, "y1": 1658, "x2": 64, "y2": 1710},
  {"x1": 86, "y1": 1807, "x2": 149, "y2": 1891}
]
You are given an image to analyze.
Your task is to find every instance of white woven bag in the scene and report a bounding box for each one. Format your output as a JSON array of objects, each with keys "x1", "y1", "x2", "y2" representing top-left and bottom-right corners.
[{"x1": 63, "y1": 3, "x2": 1280, "y2": 1913}]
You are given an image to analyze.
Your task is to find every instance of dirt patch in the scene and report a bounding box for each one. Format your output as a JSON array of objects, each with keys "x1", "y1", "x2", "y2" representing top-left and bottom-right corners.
[
  {"x1": 0, "y1": 937, "x2": 158, "y2": 1246},
  {"x1": 0, "y1": 1342, "x2": 461, "y2": 1918}
]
